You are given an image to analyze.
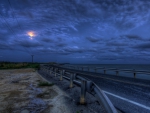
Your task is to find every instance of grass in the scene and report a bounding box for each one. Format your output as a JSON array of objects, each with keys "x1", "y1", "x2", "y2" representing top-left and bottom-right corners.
[
  {"x1": 0, "y1": 62, "x2": 40, "y2": 69},
  {"x1": 36, "y1": 92, "x2": 50, "y2": 98},
  {"x1": 38, "y1": 81, "x2": 54, "y2": 87},
  {"x1": 76, "y1": 111, "x2": 80, "y2": 113}
]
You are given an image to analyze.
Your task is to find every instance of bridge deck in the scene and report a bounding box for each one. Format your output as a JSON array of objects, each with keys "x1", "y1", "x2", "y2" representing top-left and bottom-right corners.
[{"x1": 50, "y1": 65, "x2": 150, "y2": 113}]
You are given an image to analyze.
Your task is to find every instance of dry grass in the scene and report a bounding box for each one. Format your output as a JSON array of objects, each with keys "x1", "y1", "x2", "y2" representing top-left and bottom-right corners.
[
  {"x1": 0, "y1": 62, "x2": 40, "y2": 69},
  {"x1": 0, "y1": 68, "x2": 72, "y2": 113},
  {"x1": 0, "y1": 69, "x2": 57, "y2": 113},
  {"x1": 38, "y1": 81, "x2": 54, "y2": 87}
]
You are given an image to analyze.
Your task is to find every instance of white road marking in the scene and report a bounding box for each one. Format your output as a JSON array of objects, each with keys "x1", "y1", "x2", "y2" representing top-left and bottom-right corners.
[{"x1": 103, "y1": 90, "x2": 150, "y2": 111}]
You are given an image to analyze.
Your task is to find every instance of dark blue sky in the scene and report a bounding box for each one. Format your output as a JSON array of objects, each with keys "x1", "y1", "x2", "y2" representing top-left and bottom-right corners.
[{"x1": 0, "y1": 0, "x2": 150, "y2": 64}]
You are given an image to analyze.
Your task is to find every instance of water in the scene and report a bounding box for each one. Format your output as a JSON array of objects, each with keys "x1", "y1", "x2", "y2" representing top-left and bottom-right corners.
[{"x1": 66, "y1": 64, "x2": 150, "y2": 80}]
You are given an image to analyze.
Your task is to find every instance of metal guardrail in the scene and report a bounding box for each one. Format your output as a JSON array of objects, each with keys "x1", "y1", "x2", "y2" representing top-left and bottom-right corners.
[
  {"x1": 63, "y1": 65, "x2": 150, "y2": 78},
  {"x1": 40, "y1": 65, "x2": 118, "y2": 113}
]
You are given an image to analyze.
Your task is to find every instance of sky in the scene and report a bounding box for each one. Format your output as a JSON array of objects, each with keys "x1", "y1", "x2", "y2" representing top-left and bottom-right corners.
[{"x1": 0, "y1": 0, "x2": 150, "y2": 64}]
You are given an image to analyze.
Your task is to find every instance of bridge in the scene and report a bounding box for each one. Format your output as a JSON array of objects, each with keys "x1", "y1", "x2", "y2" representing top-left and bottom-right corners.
[{"x1": 39, "y1": 64, "x2": 150, "y2": 113}]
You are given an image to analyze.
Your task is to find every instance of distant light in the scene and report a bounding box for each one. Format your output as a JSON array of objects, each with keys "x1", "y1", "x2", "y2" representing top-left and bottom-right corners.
[{"x1": 27, "y1": 31, "x2": 36, "y2": 39}]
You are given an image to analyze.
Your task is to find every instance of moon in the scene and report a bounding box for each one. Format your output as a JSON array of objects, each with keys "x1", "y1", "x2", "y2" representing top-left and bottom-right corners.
[{"x1": 27, "y1": 31, "x2": 36, "y2": 39}]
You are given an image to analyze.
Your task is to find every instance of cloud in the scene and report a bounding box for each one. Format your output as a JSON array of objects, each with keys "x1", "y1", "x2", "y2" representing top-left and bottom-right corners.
[
  {"x1": 56, "y1": 43, "x2": 67, "y2": 47},
  {"x1": 36, "y1": 47, "x2": 56, "y2": 53},
  {"x1": 63, "y1": 46, "x2": 84, "y2": 53},
  {"x1": 0, "y1": 29, "x2": 13, "y2": 41},
  {"x1": 106, "y1": 42, "x2": 127, "y2": 46},
  {"x1": 0, "y1": 0, "x2": 150, "y2": 63},
  {"x1": 86, "y1": 36, "x2": 100, "y2": 42},
  {"x1": 134, "y1": 42, "x2": 150, "y2": 50},
  {"x1": 109, "y1": 47, "x2": 125, "y2": 53},
  {"x1": 87, "y1": 48, "x2": 98, "y2": 52},
  {"x1": 0, "y1": 42, "x2": 11, "y2": 50},
  {"x1": 0, "y1": 33, "x2": 8, "y2": 41},
  {"x1": 41, "y1": 38, "x2": 54, "y2": 43},
  {"x1": 16, "y1": 40, "x2": 42, "y2": 48},
  {"x1": 123, "y1": 35, "x2": 143, "y2": 40},
  {"x1": 95, "y1": 54, "x2": 148, "y2": 61},
  {"x1": 18, "y1": 11, "x2": 34, "y2": 19}
]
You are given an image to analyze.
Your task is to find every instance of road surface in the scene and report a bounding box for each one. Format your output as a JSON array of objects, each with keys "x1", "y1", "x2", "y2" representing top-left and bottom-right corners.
[{"x1": 46, "y1": 65, "x2": 150, "y2": 113}]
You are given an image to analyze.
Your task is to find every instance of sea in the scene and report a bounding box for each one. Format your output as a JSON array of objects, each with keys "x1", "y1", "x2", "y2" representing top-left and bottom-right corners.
[{"x1": 67, "y1": 64, "x2": 150, "y2": 80}]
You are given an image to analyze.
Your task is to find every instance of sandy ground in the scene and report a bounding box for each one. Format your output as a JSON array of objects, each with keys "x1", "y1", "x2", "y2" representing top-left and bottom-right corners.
[{"x1": 0, "y1": 69, "x2": 71, "y2": 113}]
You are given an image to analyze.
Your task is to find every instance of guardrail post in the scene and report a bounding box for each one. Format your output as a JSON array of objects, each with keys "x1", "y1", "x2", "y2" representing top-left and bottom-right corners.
[
  {"x1": 95, "y1": 69, "x2": 97, "y2": 73},
  {"x1": 116, "y1": 70, "x2": 119, "y2": 76},
  {"x1": 80, "y1": 80, "x2": 87, "y2": 104},
  {"x1": 46, "y1": 67, "x2": 48, "y2": 73},
  {"x1": 47, "y1": 68, "x2": 50, "y2": 76},
  {"x1": 82, "y1": 67, "x2": 83, "y2": 71},
  {"x1": 133, "y1": 70, "x2": 136, "y2": 78},
  {"x1": 45, "y1": 68, "x2": 47, "y2": 72},
  {"x1": 54, "y1": 68, "x2": 57, "y2": 77},
  {"x1": 60, "y1": 70, "x2": 63, "y2": 80},
  {"x1": 104, "y1": 68, "x2": 106, "y2": 74},
  {"x1": 87, "y1": 67, "x2": 89, "y2": 71},
  {"x1": 41, "y1": 67, "x2": 42, "y2": 71},
  {"x1": 50, "y1": 67, "x2": 51, "y2": 74},
  {"x1": 43, "y1": 68, "x2": 46, "y2": 72},
  {"x1": 50, "y1": 67, "x2": 53, "y2": 75},
  {"x1": 60, "y1": 70, "x2": 65, "y2": 81},
  {"x1": 48, "y1": 67, "x2": 50, "y2": 74},
  {"x1": 70, "y1": 73, "x2": 74, "y2": 88},
  {"x1": 86, "y1": 81, "x2": 92, "y2": 92},
  {"x1": 44, "y1": 67, "x2": 46, "y2": 72}
]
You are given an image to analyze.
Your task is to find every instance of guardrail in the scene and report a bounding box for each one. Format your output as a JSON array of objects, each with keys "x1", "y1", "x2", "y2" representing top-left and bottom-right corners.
[
  {"x1": 40, "y1": 65, "x2": 118, "y2": 113},
  {"x1": 63, "y1": 65, "x2": 150, "y2": 78}
]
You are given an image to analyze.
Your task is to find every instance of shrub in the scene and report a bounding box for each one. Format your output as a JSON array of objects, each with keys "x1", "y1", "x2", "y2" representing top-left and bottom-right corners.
[
  {"x1": 38, "y1": 82, "x2": 54, "y2": 87},
  {"x1": 0, "y1": 62, "x2": 40, "y2": 69}
]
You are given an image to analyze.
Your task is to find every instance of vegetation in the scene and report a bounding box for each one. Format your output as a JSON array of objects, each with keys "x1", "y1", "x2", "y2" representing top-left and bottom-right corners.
[
  {"x1": 0, "y1": 62, "x2": 40, "y2": 69},
  {"x1": 38, "y1": 81, "x2": 54, "y2": 87},
  {"x1": 36, "y1": 92, "x2": 50, "y2": 98}
]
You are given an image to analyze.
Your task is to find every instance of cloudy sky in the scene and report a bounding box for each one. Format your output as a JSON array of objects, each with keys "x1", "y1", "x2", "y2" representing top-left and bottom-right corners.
[{"x1": 0, "y1": 0, "x2": 150, "y2": 64}]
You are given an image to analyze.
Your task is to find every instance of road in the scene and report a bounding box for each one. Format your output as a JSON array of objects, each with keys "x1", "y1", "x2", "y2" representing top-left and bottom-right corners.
[
  {"x1": 46, "y1": 65, "x2": 150, "y2": 113},
  {"x1": 80, "y1": 73, "x2": 150, "y2": 113}
]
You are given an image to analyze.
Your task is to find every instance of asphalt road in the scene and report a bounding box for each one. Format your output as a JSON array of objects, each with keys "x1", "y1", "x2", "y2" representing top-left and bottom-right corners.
[
  {"x1": 80, "y1": 73, "x2": 150, "y2": 113},
  {"x1": 44, "y1": 65, "x2": 150, "y2": 113}
]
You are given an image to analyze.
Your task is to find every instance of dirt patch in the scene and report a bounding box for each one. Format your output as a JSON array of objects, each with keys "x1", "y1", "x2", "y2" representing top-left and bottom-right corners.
[
  {"x1": 3, "y1": 90, "x2": 22, "y2": 100},
  {"x1": 37, "y1": 89, "x2": 58, "y2": 99},
  {"x1": 0, "y1": 68, "x2": 69, "y2": 113}
]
